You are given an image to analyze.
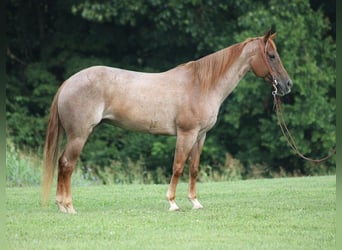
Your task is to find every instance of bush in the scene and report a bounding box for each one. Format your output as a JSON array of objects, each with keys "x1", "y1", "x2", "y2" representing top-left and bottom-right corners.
[
  {"x1": 6, "y1": 138, "x2": 96, "y2": 187},
  {"x1": 6, "y1": 139, "x2": 42, "y2": 187},
  {"x1": 6, "y1": 0, "x2": 335, "y2": 180}
]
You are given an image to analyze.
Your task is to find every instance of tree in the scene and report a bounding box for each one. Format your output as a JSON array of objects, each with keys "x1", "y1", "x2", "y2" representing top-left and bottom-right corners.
[
  {"x1": 219, "y1": 0, "x2": 335, "y2": 175},
  {"x1": 6, "y1": 0, "x2": 335, "y2": 181}
]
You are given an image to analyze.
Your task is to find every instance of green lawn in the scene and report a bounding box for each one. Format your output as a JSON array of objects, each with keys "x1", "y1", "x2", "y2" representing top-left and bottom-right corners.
[{"x1": 6, "y1": 176, "x2": 335, "y2": 249}]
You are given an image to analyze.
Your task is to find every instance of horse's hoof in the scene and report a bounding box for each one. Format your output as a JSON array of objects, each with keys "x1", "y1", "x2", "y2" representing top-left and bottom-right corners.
[
  {"x1": 56, "y1": 202, "x2": 67, "y2": 213},
  {"x1": 169, "y1": 203, "x2": 180, "y2": 211},
  {"x1": 56, "y1": 202, "x2": 77, "y2": 214},
  {"x1": 189, "y1": 198, "x2": 204, "y2": 209},
  {"x1": 192, "y1": 204, "x2": 204, "y2": 210},
  {"x1": 66, "y1": 207, "x2": 77, "y2": 214}
]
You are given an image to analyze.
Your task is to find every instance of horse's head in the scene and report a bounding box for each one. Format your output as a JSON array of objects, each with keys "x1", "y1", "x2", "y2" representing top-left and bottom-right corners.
[{"x1": 251, "y1": 30, "x2": 293, "y2": 96}]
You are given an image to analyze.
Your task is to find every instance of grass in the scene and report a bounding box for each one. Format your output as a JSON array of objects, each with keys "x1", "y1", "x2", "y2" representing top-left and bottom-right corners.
[{"x1": 6, "y1": 176, "x2": 335, "y2": 249}]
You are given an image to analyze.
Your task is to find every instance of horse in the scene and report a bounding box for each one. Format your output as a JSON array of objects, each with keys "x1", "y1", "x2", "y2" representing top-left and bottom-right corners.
[{"x1": 42, "y1": 30, "x2": 292, "y2": 213}]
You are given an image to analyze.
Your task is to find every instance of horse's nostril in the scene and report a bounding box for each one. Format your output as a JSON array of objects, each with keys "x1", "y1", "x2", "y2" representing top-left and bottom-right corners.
[{"x1": 287, "y1": 80, "x2": 293, "y2": 88}]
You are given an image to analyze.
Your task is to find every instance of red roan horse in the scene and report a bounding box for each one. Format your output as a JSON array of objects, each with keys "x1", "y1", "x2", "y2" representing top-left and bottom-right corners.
[{"x1": 42, "y1": 31, "x2": 292, "y2": 213}]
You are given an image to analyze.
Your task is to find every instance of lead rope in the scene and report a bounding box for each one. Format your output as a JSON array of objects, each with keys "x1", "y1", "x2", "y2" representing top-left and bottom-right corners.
[{"x1": 272, "y1": 86, "x2": 336, "y2": 163}]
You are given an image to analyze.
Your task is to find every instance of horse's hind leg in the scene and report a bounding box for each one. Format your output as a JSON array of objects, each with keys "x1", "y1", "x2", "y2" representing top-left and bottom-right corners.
[{"x1": 56, "y1": 136, "x2": 87, "y2": 214}]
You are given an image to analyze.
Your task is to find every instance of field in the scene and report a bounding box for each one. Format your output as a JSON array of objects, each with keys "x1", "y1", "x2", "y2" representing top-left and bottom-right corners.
[{"x1": 6, "y1": 176, "x2": 335, "y2": 249}]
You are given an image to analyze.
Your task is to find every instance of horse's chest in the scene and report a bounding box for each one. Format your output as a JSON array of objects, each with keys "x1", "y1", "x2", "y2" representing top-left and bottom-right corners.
[
  {"x1": 176, "y1": 105, "x2": 218, "y2": 133},
  {"x1": 201, "y1": 113, "x2": 218, "y2": 131}
]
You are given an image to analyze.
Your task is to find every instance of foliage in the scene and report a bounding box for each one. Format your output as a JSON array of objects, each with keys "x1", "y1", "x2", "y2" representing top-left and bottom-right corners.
[
  {"x1": 6, "y1": 139, "x2": 42, "y2": 187},
  {"x1": 6, "y1": 138, "x2": 95, "y2": 187},
  {"x1": 6, "y1": 0, "x2": 335, "y2": 182},
  {"x1": 6, "y1": 176, "x2": 336, "y2": 249},
  {"x1": 217, "y1": 0, "x2": 336, "y2": 174}
]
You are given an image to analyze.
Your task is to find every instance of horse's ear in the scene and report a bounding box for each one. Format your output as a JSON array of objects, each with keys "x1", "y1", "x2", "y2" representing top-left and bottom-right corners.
[
  {"x1": 270, "y1": 32, "x2": 277, "y2": 40},
  {"x1": 263, "y1": 29, "x2": 273, "y2": 43}
]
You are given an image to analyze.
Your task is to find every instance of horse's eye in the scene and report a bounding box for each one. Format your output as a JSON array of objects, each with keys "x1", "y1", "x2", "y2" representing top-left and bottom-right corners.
[{"x1": 268, "y1": 53, "x2": 275, "y2": 59}]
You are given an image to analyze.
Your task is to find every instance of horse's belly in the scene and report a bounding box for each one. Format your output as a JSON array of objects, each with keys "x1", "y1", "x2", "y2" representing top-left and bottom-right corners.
[
  {"x1": 109, "y1": 117, "x2": 177, "y2": 135},
  {"x1": 101, "y1": 71, "x2": 184, "y2": 135},
  {"x1": 104, "y1": 105, "x2": 177, "y2": 135}
]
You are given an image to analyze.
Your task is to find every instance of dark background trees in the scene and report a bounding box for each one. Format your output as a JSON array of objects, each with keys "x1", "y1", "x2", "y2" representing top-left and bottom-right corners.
[{"x1": 6, "y1": 0, "x2": 335, "y2": 182}]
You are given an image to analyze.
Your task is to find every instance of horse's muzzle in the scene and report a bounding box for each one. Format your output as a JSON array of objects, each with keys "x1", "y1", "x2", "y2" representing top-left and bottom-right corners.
[{"x1": 275, "y1": 79, "x2": 292, "y2": 96}]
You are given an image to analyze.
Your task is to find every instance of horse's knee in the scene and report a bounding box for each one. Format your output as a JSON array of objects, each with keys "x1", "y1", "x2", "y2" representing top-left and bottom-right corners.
[
  {"x1": 190, "y1": 168, "x2": 198, "y2": 179},
  {"x1": 59, "y1": 138, "x2": 86, "y2": 173},
  {"x1": 58, "y1": 155, "x2": 74, "y2": 174},
  {"x1": 173, "y1": 164, "x2": 184, "y2": 177}
]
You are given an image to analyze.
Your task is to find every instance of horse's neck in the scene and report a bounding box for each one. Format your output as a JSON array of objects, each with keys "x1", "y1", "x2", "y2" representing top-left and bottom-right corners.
[{"x1": 213, "y1": 41, "x2": 257, "y2": 105}]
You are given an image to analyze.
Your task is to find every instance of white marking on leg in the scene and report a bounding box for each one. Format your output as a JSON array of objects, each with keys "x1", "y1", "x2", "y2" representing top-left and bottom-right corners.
[
  {"x1": 169, "y1": 201, "x2": 180, "y2": 211},
  {"x1": 56, "y1": 201, "x2": 67, "y2": 213},
  {"x1": 166, "y1": 189, "x2": 180, "y2": 211},
  {"x1": 189, "y1": 198, "x2": 204, "y2": 209},
  {"x1": 65, "y1": 203, "x2": 77, "y2": 214}
]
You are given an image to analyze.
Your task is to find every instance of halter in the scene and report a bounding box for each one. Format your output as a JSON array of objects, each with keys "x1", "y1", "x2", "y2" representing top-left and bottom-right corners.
[{"x1": 258, "y1": 38, "x2": 278, "y2": 96}]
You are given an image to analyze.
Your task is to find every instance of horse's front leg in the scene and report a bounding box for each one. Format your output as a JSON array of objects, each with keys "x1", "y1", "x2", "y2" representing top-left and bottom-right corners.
[
  {"x1": 188, "y1": 134, "x2": 206, "y2": 209},
  {"x1": 167, "y1": 130, "x2": 198, "y2": 211}
]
